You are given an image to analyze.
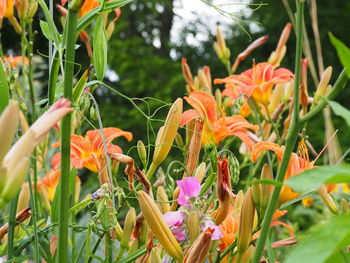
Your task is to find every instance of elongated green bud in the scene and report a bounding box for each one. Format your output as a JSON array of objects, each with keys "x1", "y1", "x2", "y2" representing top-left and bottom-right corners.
[
  {"x1": 137, "y1": 140, "x2": 147, "y2": 167},
  {"x1": 187, "y1": 211, "x2": 200, "y2": 244},
  {"x1": 121, "y1": 208, "x2": 136, "y2": 249},
  {"x1": 237, "y1": 188, "x2": 255, "y2": 254},
  {"x1": 138, "y1": 191, "x2": 183, "y2": 260},
  {"x1": 157, "y1": 186, "x2": 170, "y2": 214}
]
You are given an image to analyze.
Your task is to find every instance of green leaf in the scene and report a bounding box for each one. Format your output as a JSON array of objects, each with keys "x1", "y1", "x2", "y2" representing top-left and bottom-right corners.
[
  {"x1": 73, "y1": 68, "x2": 90, "y2": 104},
  {"x1": 328, "y1": 100, "x2": 350, "y2": 128},
  {"x1": 39, "y1": 20, "x2": 55, "y2": 42},
  {"x1": 0, "y1": 61, "x2": 9, "y2": 114},
  {"x1": 37, "y1": 0, "x2": 61, "y2": 44},
  {"x1": 285, "y1": 214, "x2": 350, "y2": 263},
  {"x1": 285, "y1": 164, "x2": 350, "y2": 193},
  {"x1": 93, "y1": 16, "x2": 107, "y2": 81},
  {"x1": 329, "y1": 33, "x2": 350, "y2": 78}
]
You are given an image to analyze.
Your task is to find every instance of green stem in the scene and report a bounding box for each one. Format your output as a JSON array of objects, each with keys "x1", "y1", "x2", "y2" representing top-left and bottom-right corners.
[
  {"x1": 27, "y1": 166, "x2": 40, "y2": 262},
  {"x1": 251, "y1": 1, "x2": 304, "y2": 262},
  {"x1": 145, "y1": 162, "x2": 158, "y2": 179},
  {"x1": 57, "y1": 7, "x2": 78, "y2": 263},
  {"x1": 7, "y1": 194, "x2": 19, "y2": 262}
]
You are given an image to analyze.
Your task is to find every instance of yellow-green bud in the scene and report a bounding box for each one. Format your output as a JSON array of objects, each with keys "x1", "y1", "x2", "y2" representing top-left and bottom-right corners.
[{"x1": 121, "y1": 208, "x2": 136, "y2": 249}]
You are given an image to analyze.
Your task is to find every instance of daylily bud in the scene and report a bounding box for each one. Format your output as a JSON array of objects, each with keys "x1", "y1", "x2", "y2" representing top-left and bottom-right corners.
[
  {"x1": 0, "y1": 101, "x2": 19, "y2": 164},
  {"x1": 269, "y1": 23, "x2": 292, "y2": 65},
  {"x1": 312, "y1": 66, "x2": 333, "y2": 108},
  {"x1": 232, "y1": 35, "x2": 269, "y2": 73},
  {"x1": 174, "y1": 133, "x2": 184, "y2": 148},
  {"x1": 121, "y1": 208, "x2": 136, "y2": 249},
  {"x1": 214, "y1": 27, "x2": 230, "y2": 64},
  {"x1": 149, "y1": 248, "x2": 161, "y2": 263},
  {"x1": 106, "y1": 21, "x2": 115, "y2": 41},
  {"x1": 251, "y1": 178, "x2": 261, "y2": 208},
  {"x1": 148, "y1": 98, "x2": 183, "y2": 179},
  {"x1": 183, "y1": 228, "x2": 213, "y2": 263},
  {"x1": 137, "y1": 140, "x2": 147, "y2": 167},
  {"x1": 198, "y1": 66, "x2": 212, "y2": 93},
  {"x1": 182, "y1": 58, "x2": 194, "y2": 92},
  {"x1": 194, "y1": 162, "x2": 206, "y2": 182},
  {"x1": 268, "y1": 84, "x2": 284, "y2": 113},
  {"x1": 138, "y1": 191, "x2": 183, "y2": 260},
  {"x1": 153, "y1": 98, "x2": 182, "y2": 165},
  {"x1": 1, "y1": 157, "x2": 30, "y2": 205},
  {"x1": 215, "y1": 88, "x2": 222, "y2": 108},
  {"x1": 28, "y1": 2, "x2": 38, "y2": 18},
  {"x1": 187, "y1": 211, "x2": 200, "y2": 244},
  {"x1": 260, "y1": 164, "x2": 272, "y2": 211},
  {"x1": 234, "y1": 190, "x2": 244, "y2": 210},
  {"x1": 185, "y1": 120, "x2": 195, "y2": 147},
  {"x1": 237, "y1": 188, "x2": 255, "y2": 254},
  {"x1": 17, "y1": 183, "x2": 30, "y2": 213},
  {"x1": 156, "y1": 186, "x2": 170, "y2": 214},
  {"x1": 317, "y1": 186, "x2": 338, "y2": 215},
  {"x1": 184, "y1": 119, "x2": 203, "y2": 177}
]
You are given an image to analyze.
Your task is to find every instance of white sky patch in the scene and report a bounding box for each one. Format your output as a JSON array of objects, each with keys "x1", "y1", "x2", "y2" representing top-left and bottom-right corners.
[{"x1": 171, "y1": 0, "x2": 255, "y2": 45}]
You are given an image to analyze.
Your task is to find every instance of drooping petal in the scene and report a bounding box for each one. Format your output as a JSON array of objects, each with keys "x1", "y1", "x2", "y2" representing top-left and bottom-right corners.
[
  {"x1": 163, "y1": 211, "x2": 185, "y2": 227},
  {"x1": 177, "y1": 177, "x2": 201, "y2": 206},
  {"x1": 86, "y1": 127, "x2": 132, "y2": 152}
]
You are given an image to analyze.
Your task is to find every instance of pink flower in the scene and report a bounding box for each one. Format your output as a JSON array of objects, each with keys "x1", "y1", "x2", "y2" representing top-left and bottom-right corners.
[
  {"x1": 201, "y1": 219, "x2": 223, "y2": 240},
  {"x1": 177, "y1": 177, "x2": 201, "y2": 206},
  {"x1": 163, "y1": 211, "x2": 186, "y2": 242},
  {"x1": 163, "y1": 211, "x2": 185, "y2": 226}
]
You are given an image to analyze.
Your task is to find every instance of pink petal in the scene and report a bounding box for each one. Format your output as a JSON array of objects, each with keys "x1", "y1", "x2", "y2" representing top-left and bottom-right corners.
[
  {"x1": 171, "y1": 226, "x2": 186, "y2": 242},
  {"x1": 163, "y1": 211, "x2": 185, "y2": 227},
  {"x1": 177, "y1": 177, "x2": 201, "y2": 206},
  {"x1": 201, "y1": 219, "x2": 223, "y2": 240}
]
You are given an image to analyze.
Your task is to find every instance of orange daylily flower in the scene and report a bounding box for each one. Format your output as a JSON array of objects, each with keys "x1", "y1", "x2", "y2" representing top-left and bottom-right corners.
[
  {"x1": 215, "y1": 62, "x2": 293, "y2": 105},
  {"x1": 180, "y1": 91, "x2": 258, "y2": 149},
  {"x1": 219, "y1": 205, "x2": 293, "y2": 262},
  {"x1": 79, "y1": 0, "x2": 99, "y2": 17},
  {"x1": 38, "y1": 169, "x2": 81, "y2": 201},
  {"x1": 251, "y1": 141, "x2": 336, "y2": 204},
  {"x1": 0, "y1": 0, "x2": 14, "y2": 18},
  {"x1": 53, "y1": 127, "x2": 132, "y2": 173},
  {"x1": 2, "y1": 56, "x2": 29, "y2": 67},
  {"x1": 60, "y1": 0, "x2": 121, "y2": 20},
  {"x1": 221, "y1": 83, "x2": 252, "y2": 117}
]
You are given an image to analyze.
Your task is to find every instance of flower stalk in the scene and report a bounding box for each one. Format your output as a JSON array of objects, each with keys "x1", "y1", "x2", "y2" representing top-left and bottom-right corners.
[
  {"x1": 252, "y1": 1, "x2": 304, "y2": 261},
  {"x1": 57, "y1": 4, "x2": 79, "y2": 262}
]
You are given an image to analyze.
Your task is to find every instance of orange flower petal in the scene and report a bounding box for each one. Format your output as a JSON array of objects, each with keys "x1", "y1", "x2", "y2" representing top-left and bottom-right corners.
[{"x1": 251, "y1": 141, "x2": 284, "y2": 162}]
